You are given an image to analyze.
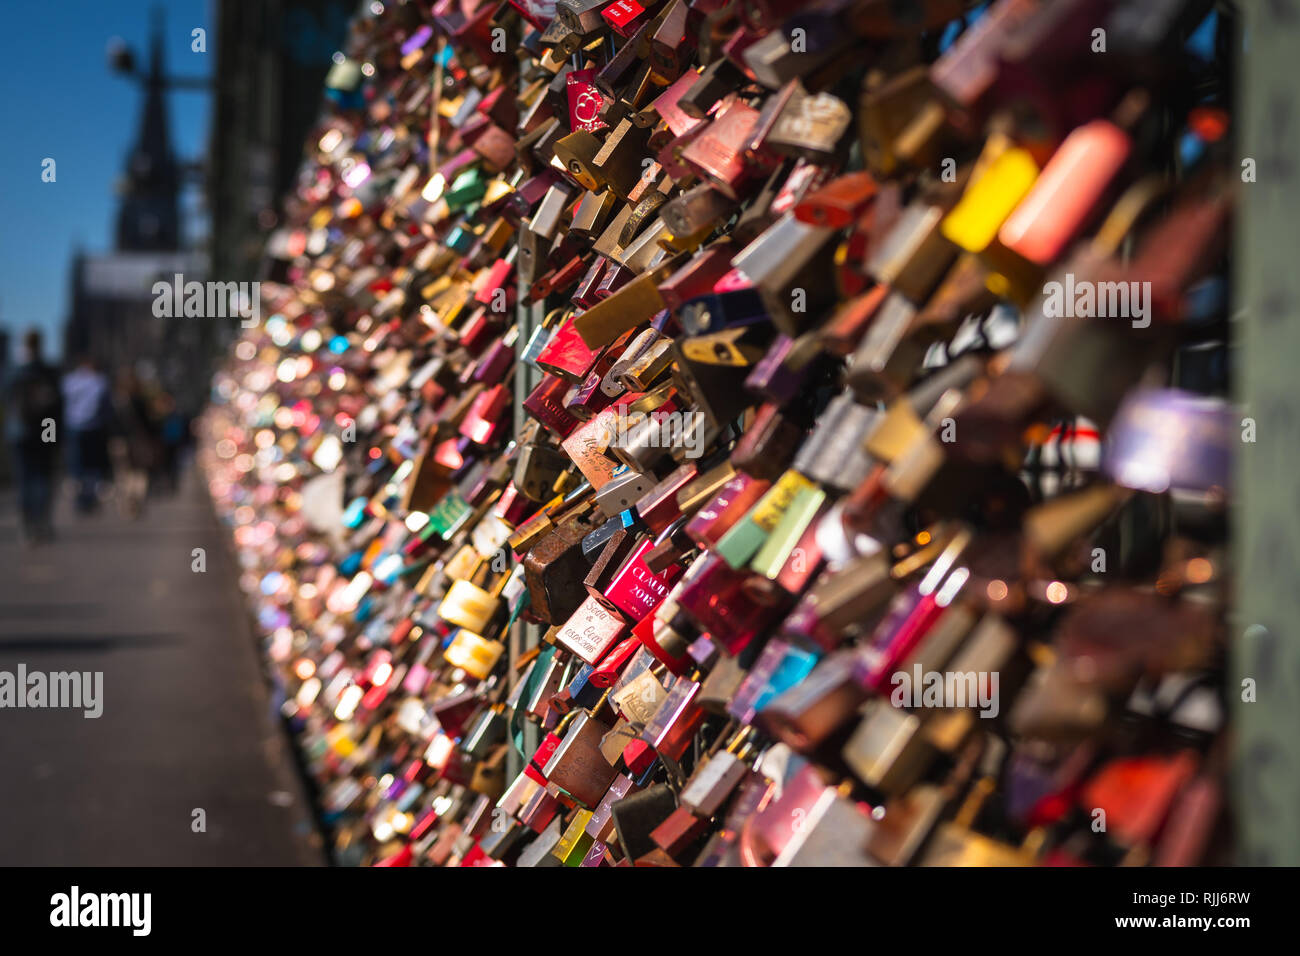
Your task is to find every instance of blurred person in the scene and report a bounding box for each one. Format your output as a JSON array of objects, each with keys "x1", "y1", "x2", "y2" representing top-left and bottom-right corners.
[
  {"x1": 154, "y1": 391, "x2": 188, "y2": 493},
  {"x1": 62, "y1": 355, "x2": 113, "y2": 513},
  {"x1": 109, "y1": 369, "x2": 160, "y2": 518},
  {"x1": 3, "y1": 329, "x2": 62, "y2": 544}
]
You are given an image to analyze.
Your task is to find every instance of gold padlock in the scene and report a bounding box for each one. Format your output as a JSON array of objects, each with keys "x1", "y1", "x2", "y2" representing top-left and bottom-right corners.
[{"x1": 444, "y1": 628, "x2": 506, "y2": 681}]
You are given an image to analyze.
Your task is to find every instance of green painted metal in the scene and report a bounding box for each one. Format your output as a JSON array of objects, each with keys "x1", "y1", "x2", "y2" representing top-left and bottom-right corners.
[{"x1": 1233, "y1": 0, "x2": 1300, "y2": 865}]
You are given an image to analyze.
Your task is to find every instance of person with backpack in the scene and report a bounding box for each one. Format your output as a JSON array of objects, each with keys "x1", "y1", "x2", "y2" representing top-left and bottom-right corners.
[{"x1": 4, "y1": 329, "x2": 63, "y2": 543}]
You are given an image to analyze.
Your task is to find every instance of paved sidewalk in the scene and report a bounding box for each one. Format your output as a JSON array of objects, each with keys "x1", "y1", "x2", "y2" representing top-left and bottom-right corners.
[{"x1": 0, "y1": 470, "x2": 323, "y2": 865}]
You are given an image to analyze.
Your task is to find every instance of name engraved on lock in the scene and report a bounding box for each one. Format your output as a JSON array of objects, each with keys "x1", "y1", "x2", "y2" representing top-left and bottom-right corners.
[
  {"x1": 617, "y1": 567, "x2": 666, "y2": 614},
  {"x1": 557, "y1": 597, "x2": 626, "y2": 664},
  {"x1": 612, "y1": 670, "x2": 666, "y2": 725},
  {"x1": 605, "y1": 540, "x2": 683, "y2": 619},
  {"x1": 562, "y1": 413, "x2": 621, "y2": 489},
  {"x1": 629, "y1": 565, "x2": 667, "y2": 599},
  {"x1": 604, "y1": 0, "x2": 641, "y2": 30},
  {"x1": 536, "y1": 393, "x2": 572, "y2": 425}
]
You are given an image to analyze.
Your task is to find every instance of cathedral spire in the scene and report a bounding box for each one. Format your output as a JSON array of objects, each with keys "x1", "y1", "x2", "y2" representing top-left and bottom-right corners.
[{"x1": 115, "y1": 8, "x2": 181, "y2": 252}]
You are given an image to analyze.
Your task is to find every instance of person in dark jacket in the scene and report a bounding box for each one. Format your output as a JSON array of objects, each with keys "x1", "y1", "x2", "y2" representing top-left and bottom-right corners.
[{"x1": 4, "y1": 329, "x2": 62, "y2": 543}]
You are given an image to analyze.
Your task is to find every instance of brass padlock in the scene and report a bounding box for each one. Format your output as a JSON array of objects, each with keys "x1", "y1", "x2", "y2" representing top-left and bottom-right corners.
[{"x1": 523, "y1": 512, "x2": 602, "y2": 625}]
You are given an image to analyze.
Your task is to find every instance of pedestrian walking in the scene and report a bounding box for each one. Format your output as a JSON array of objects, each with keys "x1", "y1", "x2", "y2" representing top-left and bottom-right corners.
[
  {"x1": 62, "y1": 355, "x2": 113, "y2": 513},
  {"x1": 3, "y1": 329, "x2": 62, "y2": 544},
  {"x1": 154, "y1": 391, "x2": 188, "y2": 493},
  {"x1": 108, "y1": 369, "x2": 159, "y2": 519}
]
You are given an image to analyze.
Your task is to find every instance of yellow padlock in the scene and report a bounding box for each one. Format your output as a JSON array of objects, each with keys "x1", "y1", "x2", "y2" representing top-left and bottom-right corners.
[{"x1": 443, "y1": 629, "x2": 505, "y2": 680}]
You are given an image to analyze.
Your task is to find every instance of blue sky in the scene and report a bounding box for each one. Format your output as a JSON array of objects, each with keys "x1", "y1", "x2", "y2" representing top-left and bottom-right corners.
[{"x1": 0, "y1": 0, "x2": 211, "y2": 358}]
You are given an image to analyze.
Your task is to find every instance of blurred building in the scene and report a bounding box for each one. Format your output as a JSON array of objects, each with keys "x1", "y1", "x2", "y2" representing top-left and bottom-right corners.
[
  {"x1": 63, "y1": 2, "x2": 350, "y2": 415},
  {"x1": 62, "y1": 16, "x2": 206, "y2": 411},
  {"x1": 208, "y1": 0, "x2": 352, "y2": 285}
]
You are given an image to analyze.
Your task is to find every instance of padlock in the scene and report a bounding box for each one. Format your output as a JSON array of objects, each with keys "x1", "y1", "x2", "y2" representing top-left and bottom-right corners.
[
  {"x1": 523, "y1": 511, "x2": 603, "y2": 624},
  {"x1": 542, "y1": 707, "x2": 621, "y2": 809},
  {"x1": 865, "y1": 200, "x2": 957, "y2": 305},
  {"x1": 791, "y1": 391, "x2": 878, "y2": 492},
  {"x1": 761, "y1": 84, "x2": 852, "y2": 161},
  {"x1": 712, "y1": 468, "x2": 816, "y2": 570},
  {"x1": 729, "y1": 403, "x2": 806, "y2": 482},
  {"x1": 554, "y1": 595, "x2": 629, "y2": 666},
  {"x1": 599, "y1": 537, "x2": 684, "y2": 620},
  {"x1": 437, "y1": 566, "x2": 510, "y2": 634},
  {"x1": 634, "y1": 677, "x2": 705, "y2": 773},
  {"x1": 585, "y1": 773, "x2": 636, "y2": 844},
  {"x1": 795, "y1": 171, "x2": 878, "y2": 230},
  {"x1": 582, "y1": 524, "x2": 638, "y2": 596},
  {"x1": 919, "y1": 777, "x2": 1045, "y2": 866},
  {"x1": 551, "y1": 809, "x2": 597, "y2": 866},
  {"x1": 515, "y1": 440, "x2": 572, "y2": 503},
  {"x1": 593, "y1": 465, "x2": 655, "y2": 514},
  {"x1": 633, "y1": 462, "x2": 701, "y2": 534},
  {"x1": 610, "y1": 666, "x2": 669, "y2": 729},
  {"x1": 681, "y1": 97, "x2": 762, "y2": 200},
  {"x1": 679, "y1": 729, "x2": 755, "y2": 818},
  {"x1": 673, "y1": 553, "x2": 782, "y2": 656},
  {"x1": 610, "y1": 783, "x2": 677, "y2": 861},
  {"x1": 730, "y1": 212, "x2": 839, "y2": 336}
]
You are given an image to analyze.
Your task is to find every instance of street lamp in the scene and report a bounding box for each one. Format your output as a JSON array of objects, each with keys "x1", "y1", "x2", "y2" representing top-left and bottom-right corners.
[{"x1": 105, "y1": 35, "x2": 212, "y2": 90}]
